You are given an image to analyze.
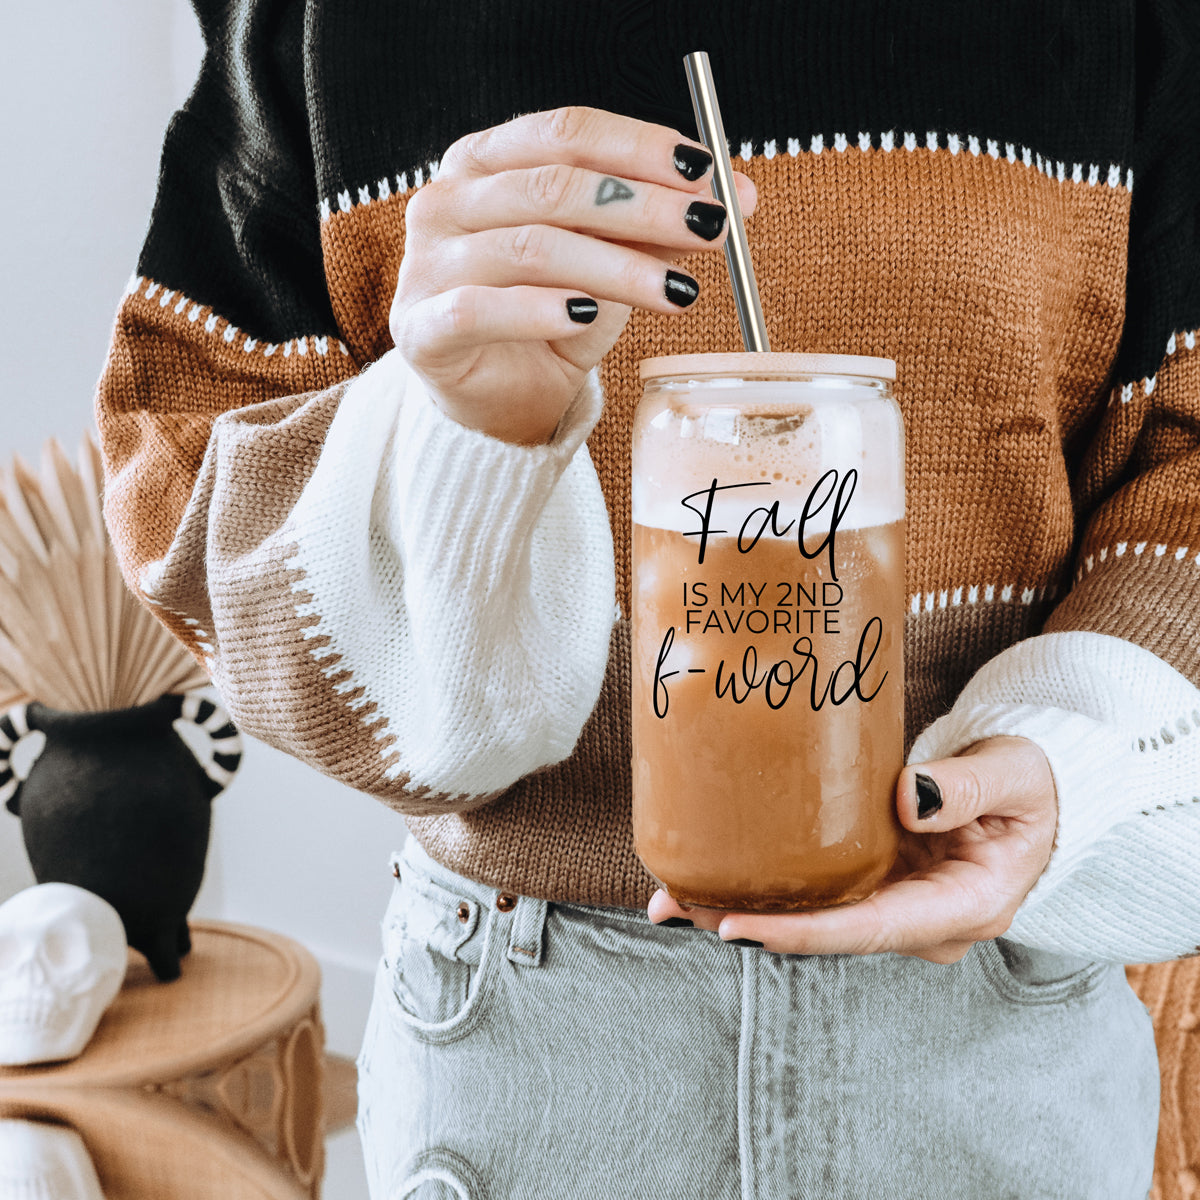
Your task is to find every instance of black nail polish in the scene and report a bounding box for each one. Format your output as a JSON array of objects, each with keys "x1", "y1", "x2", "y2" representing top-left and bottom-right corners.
[
  {"x1": 684, "y1": 200, "x2": 726, "y2": 241},
  {"x1": 566, "y1": 297, "x2": 598, "y2": 324},
  {"x1": 665, "y1": 270, "x2": 700, "y2": 307},
  {"x1": 915, "y1": 772, "x2": 943, "y2": 819},
  {"x1": 673, "y1": 143, "x2": 712, "y2": 181},
  {"x1": 657, "y1": 916, "x2": 694, "y2": 928},
  {"x1": 728, "y1": 938, "x2": 764, "y2": 948}
]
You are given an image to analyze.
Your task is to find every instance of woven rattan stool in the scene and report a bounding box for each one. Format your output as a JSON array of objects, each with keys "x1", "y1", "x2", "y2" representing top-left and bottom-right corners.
[
  {"x1": 0, "y1": 920, "x2": 324, "y2": 1198},
  {"x1": 1128, "y1": 959, "x2": 1200, "y2": 1200}
]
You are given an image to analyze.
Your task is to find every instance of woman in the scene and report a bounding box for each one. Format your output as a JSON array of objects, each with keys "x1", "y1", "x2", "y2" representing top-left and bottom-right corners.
[{"x1": 98, "y1": 2, "x2": 1199, "y2": 1194}]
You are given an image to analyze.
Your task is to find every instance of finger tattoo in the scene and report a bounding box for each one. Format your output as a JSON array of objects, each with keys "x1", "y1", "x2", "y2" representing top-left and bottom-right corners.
[{"x1": 595, "y1": 177, "x2": 635, "y2": 205}]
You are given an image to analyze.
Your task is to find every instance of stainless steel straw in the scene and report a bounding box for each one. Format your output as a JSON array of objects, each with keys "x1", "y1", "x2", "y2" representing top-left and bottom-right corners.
[{"x1": 684, "y1": 51, "x2": 770, "y2": 352}]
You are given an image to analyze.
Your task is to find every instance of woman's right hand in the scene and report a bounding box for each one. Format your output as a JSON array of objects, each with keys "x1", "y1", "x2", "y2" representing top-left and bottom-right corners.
[{"x1": 389, "y1": 106, "x2": 757, "y2": 445}]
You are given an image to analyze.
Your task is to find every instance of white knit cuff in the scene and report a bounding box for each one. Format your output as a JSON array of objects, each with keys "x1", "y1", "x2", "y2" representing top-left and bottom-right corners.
[
  {"x1": 390, "y1": 359, "x2": 604, "y2": 587},
  {"x1": 909, "y1": 700, "x2": 1129, "y2": 905},
  {"x1": 283, "y1": 349, "x2": 614, "y2": 799},
  {"x1": 907, "y1": 631, "x2": 1200, "y2": 914}
]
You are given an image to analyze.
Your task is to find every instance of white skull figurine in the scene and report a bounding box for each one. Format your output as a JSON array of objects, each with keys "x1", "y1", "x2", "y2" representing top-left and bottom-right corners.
[
  {"x1": 0, "y1": 883, "x2": 127, "y2": 1066},
  {"x1": 0, "y1": 1119, "x2": 106, "y2": 1200}
]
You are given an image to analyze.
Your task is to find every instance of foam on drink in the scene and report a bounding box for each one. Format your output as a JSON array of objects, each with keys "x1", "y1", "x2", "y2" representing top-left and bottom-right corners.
[{"x1": 633, "y1": 379, "x2": 903, "y2": 534}]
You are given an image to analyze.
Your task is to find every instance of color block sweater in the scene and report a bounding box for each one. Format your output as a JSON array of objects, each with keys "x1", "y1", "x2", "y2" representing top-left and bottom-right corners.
[{"x1": 98, "y1": 0, "x2": 1200, "y2": 962}]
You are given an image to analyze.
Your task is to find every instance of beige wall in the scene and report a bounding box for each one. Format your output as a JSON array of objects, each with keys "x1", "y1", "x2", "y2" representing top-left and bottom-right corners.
[{"x1": 0, "y1": 0, "x2": 399, "y2": 1057}]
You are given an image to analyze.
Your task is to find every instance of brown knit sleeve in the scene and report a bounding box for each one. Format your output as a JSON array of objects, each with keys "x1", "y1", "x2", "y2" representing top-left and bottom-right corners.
[
  {"x1": 1044, "y1": 334, "x2": 1200, "y2": 686},
  {"x1": 98, "y1": 282, "x2": 358, "y2": 640},
  {"x1": 91, "y1": 0, "x2": 436, "y2": 798},
  {"x1": 96, "y1": 0, "x2": 353, "y2": 633},
  {"x1": 1043, "y1": 21, "x2": 1200, "y2": 685}
]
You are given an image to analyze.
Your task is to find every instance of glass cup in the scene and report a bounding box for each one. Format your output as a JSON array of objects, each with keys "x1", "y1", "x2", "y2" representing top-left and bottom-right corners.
[{"x1": 631, "y1": 353, "x2": 905, "y2": 911}]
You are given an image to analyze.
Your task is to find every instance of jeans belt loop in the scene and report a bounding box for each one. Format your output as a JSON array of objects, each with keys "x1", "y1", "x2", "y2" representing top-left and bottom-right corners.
[{"x1": 506, "y1": 896, "x2": 547, "y2": 968}]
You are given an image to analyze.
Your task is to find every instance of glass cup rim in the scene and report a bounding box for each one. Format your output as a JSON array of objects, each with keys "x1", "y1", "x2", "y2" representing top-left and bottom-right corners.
[{"x1": 639, "y1": 352, "x2": 896, "y2": 382}]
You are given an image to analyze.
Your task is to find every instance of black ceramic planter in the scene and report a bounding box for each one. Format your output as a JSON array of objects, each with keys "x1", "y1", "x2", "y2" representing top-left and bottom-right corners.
[{"x1": 0, "y1": 693, "x2": 241, "y2": 982}]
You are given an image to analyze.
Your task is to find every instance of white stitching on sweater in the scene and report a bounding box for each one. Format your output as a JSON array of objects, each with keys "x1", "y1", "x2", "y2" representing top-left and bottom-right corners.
[
  {"x1": 133, "y1": 576, "x2": 216, "y2": 661},
  {"x1": 1111, "y1": 326, "x2": 1199, "y2": 405},
  {"x1": 318, "y1": 159, "x2": 442, "y2": 218},
  {"x1": 907, "y1": 582, "x2": 1059, "y2": 615},
  {"x1": 1075, "y1": 539, "x2": 1197, "y2": 582},
  {"x1": 317, "y1": 134, "x2": 1132, "y2": 222},
  {"x1": 126, "y1": 275, "x2": 350, "y2": 361}
]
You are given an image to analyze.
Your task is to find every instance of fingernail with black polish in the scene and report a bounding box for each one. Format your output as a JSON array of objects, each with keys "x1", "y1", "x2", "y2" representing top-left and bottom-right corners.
[
  {"x1": 728, "y1": 938, "x2": 764, "y2": 948},
  {"x1": 685, "y1": 200, "x2": 726, "y2": 241},
  {"x1": 673, "y1": 143, "x2": 712, "y2": 181},
  {"x1": 566, "y1": 297, "x2": 598, "y2": 324},
  {"x1": 665, "y1": 270, "x2": 700, "y2": 307},
  {"x1": 915, "y1": 772, "x2": 943, "y2": 819},
  {"x1": 657, "y1": 916, "x2": 694, "y2": 928}
]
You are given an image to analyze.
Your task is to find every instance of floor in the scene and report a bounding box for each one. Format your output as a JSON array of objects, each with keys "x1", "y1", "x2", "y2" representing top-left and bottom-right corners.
[
  {"x1": 322, "y1": 1054, "x2": 369, "y2": 1198},
  {"x1": 323, "y1": 1054, "x2": 359, "y2": 1133}
]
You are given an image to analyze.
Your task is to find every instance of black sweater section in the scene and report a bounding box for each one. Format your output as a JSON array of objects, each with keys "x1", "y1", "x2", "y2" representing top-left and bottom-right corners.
[{"x1": 141, "y1": 0, "x2": 1199, "y2": 381}]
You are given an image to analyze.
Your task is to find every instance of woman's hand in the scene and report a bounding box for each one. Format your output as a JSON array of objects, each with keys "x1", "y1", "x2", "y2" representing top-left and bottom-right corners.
[
  {"x1": 390, "y1": 106, "x2": 757, "y2": 445},
  {"x1": 647, "y1": 736, "x2": 1059, "y2": 964}
]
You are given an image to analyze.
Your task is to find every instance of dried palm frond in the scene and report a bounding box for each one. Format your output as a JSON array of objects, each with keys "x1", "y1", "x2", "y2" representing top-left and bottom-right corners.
[
  {"x1": 0, "y1": 436, "x2": 209, "y2": 711},
  {"x1": 0, "y1": 666, "x2": 27, "y2": 711}
]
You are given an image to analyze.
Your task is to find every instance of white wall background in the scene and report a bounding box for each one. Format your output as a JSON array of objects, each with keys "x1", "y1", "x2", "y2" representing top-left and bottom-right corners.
[{"x1": 0, "y1": 0, "x2": 400, "y2": 1058}]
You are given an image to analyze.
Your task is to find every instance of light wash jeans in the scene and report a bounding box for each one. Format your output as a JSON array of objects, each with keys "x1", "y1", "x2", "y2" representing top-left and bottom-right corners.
[{"x1": 357, "y1": 837, "x2": 1158, "y2": 1199}]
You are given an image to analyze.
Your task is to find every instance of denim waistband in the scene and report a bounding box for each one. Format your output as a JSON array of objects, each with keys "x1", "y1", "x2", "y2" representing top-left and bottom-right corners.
[
  {"x1": 394, "y1": 836, "x2": 652, "y2": 928},
  {"x1": 393, "y1": 837, "x2": 558, "y2": 968},
  {"x1": 363, "y1": 836, "x2": 1160, "y2": 1199}
]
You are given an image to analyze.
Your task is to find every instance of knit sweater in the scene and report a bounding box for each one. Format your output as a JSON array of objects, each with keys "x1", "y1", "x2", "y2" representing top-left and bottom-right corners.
[{"x1": 98, "y1": 0, "x2": 1200, "y2": 961}]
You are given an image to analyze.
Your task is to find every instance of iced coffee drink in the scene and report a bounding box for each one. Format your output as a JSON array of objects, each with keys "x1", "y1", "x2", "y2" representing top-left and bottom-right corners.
[{"x1": 632, "y1": 353, "x2": 905, "y2": 911}]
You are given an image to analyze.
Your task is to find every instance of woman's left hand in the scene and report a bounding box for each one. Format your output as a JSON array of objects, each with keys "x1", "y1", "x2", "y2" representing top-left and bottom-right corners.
[{"x1": 647, "y1": 735, "x2": 1058, "y2": 964}]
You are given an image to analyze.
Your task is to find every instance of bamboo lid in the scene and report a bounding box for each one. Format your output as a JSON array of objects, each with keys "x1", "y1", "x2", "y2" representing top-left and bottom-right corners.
[{"x1": 639, "y1": 352, "x2": 897, "y2": 381}]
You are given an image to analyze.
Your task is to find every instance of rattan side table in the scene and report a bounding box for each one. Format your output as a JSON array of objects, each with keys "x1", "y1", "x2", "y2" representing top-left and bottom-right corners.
[{"x1": 0, "y1": 920, "x2": 325, "y2": 1198}]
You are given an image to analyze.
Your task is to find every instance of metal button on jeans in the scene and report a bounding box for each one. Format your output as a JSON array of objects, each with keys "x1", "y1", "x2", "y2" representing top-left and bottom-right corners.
[
  {"x1": 456, "y1": 901, "x2": 471, "y2": 924},
  {"x1": 496, "y1": 893, "x2": 517, "y2": 913}
]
